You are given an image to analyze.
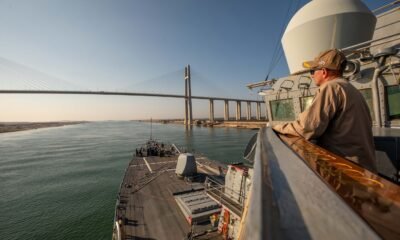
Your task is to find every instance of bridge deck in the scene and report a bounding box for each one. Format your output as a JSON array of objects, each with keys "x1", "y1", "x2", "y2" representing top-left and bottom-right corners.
[{"x1": 0, "y1": 90, "x2": 264, "y2": 102}]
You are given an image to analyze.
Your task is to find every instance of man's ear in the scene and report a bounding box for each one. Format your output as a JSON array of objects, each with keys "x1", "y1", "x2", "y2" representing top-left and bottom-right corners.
[{"x1": 322, "y1": 68, "x2": 328, "y2": 77}]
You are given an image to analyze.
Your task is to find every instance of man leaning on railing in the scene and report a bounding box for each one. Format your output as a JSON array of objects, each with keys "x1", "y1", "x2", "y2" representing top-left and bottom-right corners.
[{"x1": 272, "y1": 49, "x2": 377, "y2": 172}]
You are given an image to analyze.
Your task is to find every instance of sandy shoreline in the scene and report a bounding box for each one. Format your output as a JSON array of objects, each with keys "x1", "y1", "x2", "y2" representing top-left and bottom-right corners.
[
  {"x1": 0, "y1": 119, "x2": 267, "y2": 134},
  {"x1": 0, "y1": 122, "x2": 87, "y2": 134},
  {"x1": 138, "y1": 119, "x2": 267, "y2": 129}
]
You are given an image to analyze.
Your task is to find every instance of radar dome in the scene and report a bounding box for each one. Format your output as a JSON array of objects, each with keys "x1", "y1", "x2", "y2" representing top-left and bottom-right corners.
[{"x1": 281, "y1": 0, "x2": 376, "y2": 73}]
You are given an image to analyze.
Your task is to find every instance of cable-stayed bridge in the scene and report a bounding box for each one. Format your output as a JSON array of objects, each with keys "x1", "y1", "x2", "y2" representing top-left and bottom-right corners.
[{"x1": 0, "y1": 58, "x2": 265, "y2": 124}]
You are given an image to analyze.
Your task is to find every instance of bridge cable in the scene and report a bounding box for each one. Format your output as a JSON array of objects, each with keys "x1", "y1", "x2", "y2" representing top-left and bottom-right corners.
[
  {"x1": 190, "y1": 68, "x2": 228, "y2": 97},
  {"x1": 0, "y1": 57, "x2": 89, "y2": 91},
  {"x1": 269, "y1": 0, "x2": 303, "y2": 74},
  {"x1": 265, "y1": 0, "x2": 300, "y2": 80},
  {"x1": 120, "y1": 68, "x2": 184, "y2": 94}
]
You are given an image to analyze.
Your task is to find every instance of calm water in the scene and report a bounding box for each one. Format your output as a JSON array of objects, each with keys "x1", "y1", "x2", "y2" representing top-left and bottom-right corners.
[{"x1": 0, "y1": 122, "x2": 256, "y2": 240}]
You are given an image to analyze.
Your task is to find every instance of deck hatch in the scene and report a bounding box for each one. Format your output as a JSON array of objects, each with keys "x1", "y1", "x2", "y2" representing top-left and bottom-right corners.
[{"x1": 175, "y1": 191, "x2": 221, "y2": 224}]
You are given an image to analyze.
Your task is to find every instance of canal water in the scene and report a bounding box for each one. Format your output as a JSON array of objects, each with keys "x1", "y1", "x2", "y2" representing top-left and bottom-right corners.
[{"x1": 0, "y1": 121, "x2": 257, "y2": 240}]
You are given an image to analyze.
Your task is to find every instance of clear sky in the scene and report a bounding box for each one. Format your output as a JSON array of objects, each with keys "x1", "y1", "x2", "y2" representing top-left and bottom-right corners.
[{"x1": 0, "y1": 0, "x2": 390, "y2": 121}]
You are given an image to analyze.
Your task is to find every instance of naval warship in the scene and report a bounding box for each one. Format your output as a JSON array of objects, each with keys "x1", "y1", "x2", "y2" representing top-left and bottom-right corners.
[{"x1": 113, "y1": 1, "x2": 400, "y2": 239}]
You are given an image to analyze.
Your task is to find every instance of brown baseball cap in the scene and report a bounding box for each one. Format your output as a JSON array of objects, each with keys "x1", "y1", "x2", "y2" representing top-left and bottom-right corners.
[{"x1": 302, "y1": 49, "x2": 346, "y2": 71}]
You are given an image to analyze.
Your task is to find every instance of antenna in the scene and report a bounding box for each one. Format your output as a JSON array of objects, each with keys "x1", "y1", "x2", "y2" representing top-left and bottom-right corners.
[{"x1": 150, "y1": 118, "x2": 153, "y2": 140}]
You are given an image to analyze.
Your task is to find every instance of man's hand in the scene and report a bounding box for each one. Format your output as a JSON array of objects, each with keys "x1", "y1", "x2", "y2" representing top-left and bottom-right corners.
[
  {"x1": 272, "y1": 124, "x2": 284, "y2": 133},
  {"x1": 271, "y1": 123, "x2": 302, "y2": 138}
]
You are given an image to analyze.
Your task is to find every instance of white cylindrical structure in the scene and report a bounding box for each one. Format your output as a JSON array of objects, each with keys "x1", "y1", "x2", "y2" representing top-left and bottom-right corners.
[
  {"x1": 282, "y1": 0, "x2": 376, "y2": 73},
  {"x1": 175, "y1": 153, "x2": 197, "y2": 177}
]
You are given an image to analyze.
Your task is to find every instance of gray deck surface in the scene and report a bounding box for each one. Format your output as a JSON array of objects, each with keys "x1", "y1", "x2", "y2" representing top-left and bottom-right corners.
[{"x1": 116, "y1": 155, "x2": 223, "y2": 240}]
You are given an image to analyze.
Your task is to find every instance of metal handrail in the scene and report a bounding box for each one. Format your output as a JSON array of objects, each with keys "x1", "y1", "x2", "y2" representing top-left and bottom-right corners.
[
  {"x1": 205, "y1": 177, "x2": 247, "y2": 200},
  {"x1": 113, "y1": 221, "x2": 122, "y2": 240},
  {"x1": 341, "y1": 32, "x2": 400, "y2": 52},
  {"x1": 205, "y1": 176, "x2": 248, "y2": 218},
  {"x1": 373, "y1": 0, "x2": 400, "y2": 14},
  {"x1": 172, "y1": 144, "x2": 181, "y2": 154},
  {"x1": 112, "y1": 161, "x2": 130, "y2": 240},
  {"x1": 205, "y1": 185, "x2": 244, "y2": 216},
  {"x1": 238, "y1": 129, "x2": 281, "y2": 240}
]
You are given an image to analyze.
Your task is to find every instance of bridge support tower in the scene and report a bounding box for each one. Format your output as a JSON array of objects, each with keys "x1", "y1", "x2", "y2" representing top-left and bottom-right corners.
[
  {"x1": 224, "y1": 100, "x2": 229, "y2": 121},
  {"x1": 246, "y1": 102, "x2": 251, "y2": 120},
  {"x1": 184, "y1": 65, "x2": 193, "y2": 126},
  {"x1": 209, "y1": 99, "x2": 214, "y2": 122},
  {"x1": 256, "y1": 102, "x2": 261, "y2": 120},
  {"x1": 236, "y1": 101, "x2": 241, "y2": 120}
]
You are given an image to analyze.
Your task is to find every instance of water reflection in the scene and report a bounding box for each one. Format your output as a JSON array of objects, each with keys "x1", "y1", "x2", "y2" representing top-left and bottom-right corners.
[
  {"x1": 183, "y1": 126, "x2": 193, "y2": 151},
  {"x1": 280, "y1": 134, "x2": 400, "y2": 240}
]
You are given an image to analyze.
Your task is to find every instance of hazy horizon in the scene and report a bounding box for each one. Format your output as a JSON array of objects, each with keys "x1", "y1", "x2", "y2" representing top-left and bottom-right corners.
[{"x1": 0, "y1": 0, "x2": 387, "y2": 121}]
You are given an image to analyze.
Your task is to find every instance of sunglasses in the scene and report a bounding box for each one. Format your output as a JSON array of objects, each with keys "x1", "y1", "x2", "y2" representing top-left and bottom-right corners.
[{"x1": 310, "y1": 68, "x2": 322, "y2": 75}]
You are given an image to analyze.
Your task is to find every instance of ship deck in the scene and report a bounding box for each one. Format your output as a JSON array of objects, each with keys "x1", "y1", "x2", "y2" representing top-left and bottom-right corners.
[{"x1": 115, "y1": 154, "x2": 224, "y2": 240}]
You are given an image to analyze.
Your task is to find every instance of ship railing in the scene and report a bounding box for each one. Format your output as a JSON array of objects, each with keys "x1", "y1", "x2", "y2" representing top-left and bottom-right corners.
[
  {"x1": 112, "y1": 220, "x2": 122, "y2": 240},
  {"x1": 239, "y1": 128, "x2": 400, "y2": 239},
  {"x1": 246, "y1": 30, "x2": 400, "y2": 87},
  {"x1": 238, "y1": 128, "x2": 283, "y2": 240},
  {"x1": 344, "y1": 0, "x2": 400, "y2": 53},
  {"x1": 341, "y1": 32, "x2": 400, "y2": 53},
  {"x1": 205, "y1": 176, "x2": 247, "y2": 203},
  {"x1": 112, "y1": 157, "x2": 132, "y2": 239},
  {"x1": 372, "y1": 0, "x2": 400, "y2": 14},
  {"x1": 204, "y1": 177, "x2": 247, "y2": 217},
  {"x1": 172, "y1": 143, "x2": 181, "y2": 154}
]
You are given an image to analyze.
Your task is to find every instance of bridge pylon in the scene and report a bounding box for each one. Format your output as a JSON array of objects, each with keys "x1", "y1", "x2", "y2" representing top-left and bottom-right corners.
[{"x1": 184, "y1": 65, "x2": 193, "y2": 126}]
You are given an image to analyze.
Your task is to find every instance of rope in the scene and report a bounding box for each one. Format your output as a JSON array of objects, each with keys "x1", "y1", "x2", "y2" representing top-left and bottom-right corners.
[{"x1": 265, "y1": 0, "x2": 302, "y2": 80}]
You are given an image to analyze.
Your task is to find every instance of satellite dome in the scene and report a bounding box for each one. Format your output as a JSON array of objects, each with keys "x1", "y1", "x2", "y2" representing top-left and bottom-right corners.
[{"x1": 282, "y1": 0, "x2": 376, "y2": 73}]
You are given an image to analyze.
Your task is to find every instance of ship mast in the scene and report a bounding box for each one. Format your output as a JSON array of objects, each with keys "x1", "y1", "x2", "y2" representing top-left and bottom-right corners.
[{"x1": 150, "y1": 118, "x2": 152, "y2": 140}]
